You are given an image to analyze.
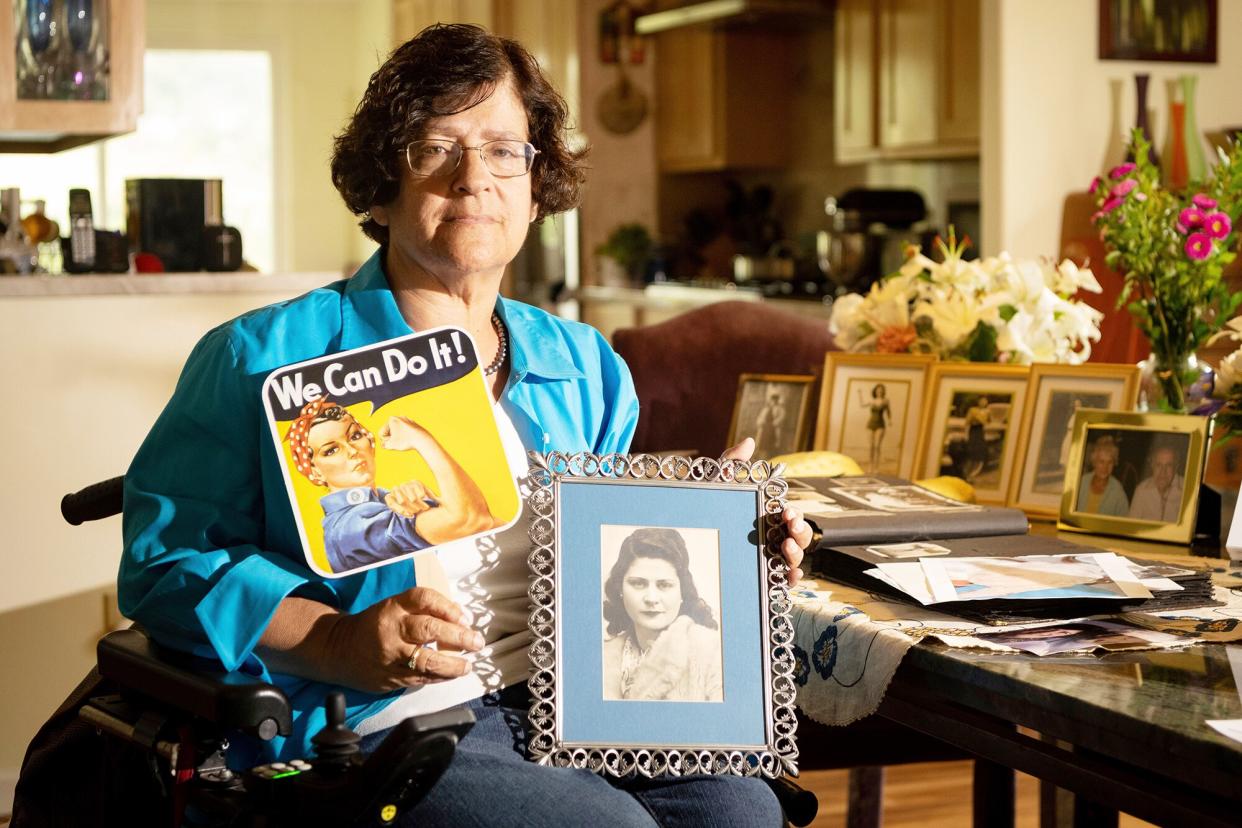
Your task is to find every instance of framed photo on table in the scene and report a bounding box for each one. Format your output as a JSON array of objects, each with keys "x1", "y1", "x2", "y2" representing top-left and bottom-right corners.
[
  {"x1": 813, "y1": 353, "x2": 936, "y2": 478},
  {"x1": 913, "y1": 363, "x2": 1031, "y2": 505},
  {"x1": 1008, "y1": 363, "x2": 1141, "y2": 518},
  {"x1": 1059, "y1": 409, "x2": 1211, "y2": 544},
  {"x1": 727, "y1": 373, "x2": 816, "y2": 461},
  {"x1": 524, "y1": 451, "x2": 798, "y2": 778}
]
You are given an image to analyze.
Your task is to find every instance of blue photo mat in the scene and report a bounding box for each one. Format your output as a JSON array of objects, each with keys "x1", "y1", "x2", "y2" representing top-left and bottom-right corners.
[{"x1": 557, "y1": 480, "x2": 768, "y2": 748}]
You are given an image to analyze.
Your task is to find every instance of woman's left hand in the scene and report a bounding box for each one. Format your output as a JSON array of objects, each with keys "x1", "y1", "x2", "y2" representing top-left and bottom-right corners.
[{"x1": 722, "y1": 437, "x2": 813, "y2": 586}]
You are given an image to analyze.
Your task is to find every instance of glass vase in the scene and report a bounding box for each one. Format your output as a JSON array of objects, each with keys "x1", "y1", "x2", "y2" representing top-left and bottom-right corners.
[
  {"x1": 1127, "y1": 73, "x2": 1160, "y2": 167},
  {"x1": 1180, "y1": 74, "x2": 1207, "y2": 184},
  {"x1": 1137, "y1": 353, "x2": 1213, "y2": 414}
]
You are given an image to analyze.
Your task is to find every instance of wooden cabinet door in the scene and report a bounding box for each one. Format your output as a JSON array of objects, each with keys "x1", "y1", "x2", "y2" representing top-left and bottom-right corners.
[
  {"x1": 938, "y1": 0, "x2": 981, "y2": 145},
  {"x1": 877, "y1": 0, "x2": 938, "y2": 150},
  {"x1": 655, "y1": 27, "x2": 724, "y2": 171},
  {"x1": 834, "y1": 0, "x2": 877, "y2": 162}
]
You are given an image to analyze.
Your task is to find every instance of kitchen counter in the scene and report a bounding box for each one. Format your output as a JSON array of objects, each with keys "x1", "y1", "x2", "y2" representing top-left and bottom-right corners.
[{"x1": 0, "y1": 270, "x2": 339, "y2": 297}]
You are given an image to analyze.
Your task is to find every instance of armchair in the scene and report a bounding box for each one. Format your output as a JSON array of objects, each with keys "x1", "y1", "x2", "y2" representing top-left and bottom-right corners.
[{"x1": 11, "y1": 476, "x2": 473, "y2": 828}]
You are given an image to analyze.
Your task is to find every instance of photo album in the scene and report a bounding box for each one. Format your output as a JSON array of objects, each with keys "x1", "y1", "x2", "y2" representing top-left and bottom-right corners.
[
  {"x1": 802, "y1": 476, "x2": 1215, "y2": 624},
  {"x1": 261, "y1": 327, "x2": 520, "y2": 579}
]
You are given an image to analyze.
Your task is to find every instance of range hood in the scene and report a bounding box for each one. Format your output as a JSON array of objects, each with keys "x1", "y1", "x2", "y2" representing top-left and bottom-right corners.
[{"x1": 634, "y1": 0, "x2": 830, "y2": 35}]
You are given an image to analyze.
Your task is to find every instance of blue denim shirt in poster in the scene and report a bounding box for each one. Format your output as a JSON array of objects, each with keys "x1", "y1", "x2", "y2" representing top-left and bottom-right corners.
[
  {"x1": 117, "y1": 249, "x2": 639, "y2": 761},
  {"x1": 320, "y1": 487, "x2": 432, "y2": 572}
]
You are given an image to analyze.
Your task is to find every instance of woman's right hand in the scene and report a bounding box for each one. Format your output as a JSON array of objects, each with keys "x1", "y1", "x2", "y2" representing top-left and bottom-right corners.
[{"x1": 328, "y1": 587, "x2": 484, "y2": 693}]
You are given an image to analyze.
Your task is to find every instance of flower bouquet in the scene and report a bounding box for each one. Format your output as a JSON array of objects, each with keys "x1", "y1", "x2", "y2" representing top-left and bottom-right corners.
[
  {"x1": 1089, "y1": 129, "x2": 1242, "y2": 412},
  {"x1": 828, "y1": 231, "x2": 1104, "y2": 364}
]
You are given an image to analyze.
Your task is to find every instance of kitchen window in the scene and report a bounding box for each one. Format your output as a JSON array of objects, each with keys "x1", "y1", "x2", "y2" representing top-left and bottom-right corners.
[{"x1": 0, "y1": 48, "x2": 276, "y2": 273}]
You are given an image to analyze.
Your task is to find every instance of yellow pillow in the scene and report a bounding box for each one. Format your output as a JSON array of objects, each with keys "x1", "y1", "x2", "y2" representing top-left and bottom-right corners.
[
  {"x1": 912, "y1": 475, "x2": 976, "y2": 504},
  {"x1": 767, "y1": 450, "x2": 864, "y2": 477}
]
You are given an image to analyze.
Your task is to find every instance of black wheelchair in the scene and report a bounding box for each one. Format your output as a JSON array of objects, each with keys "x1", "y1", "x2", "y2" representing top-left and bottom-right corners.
[
  {"x1": 11, "y1": 477, "x2": 474, "y2": 828},
  {"x1": 13, "y1": 477, "x2": 818, "y2": 827}
]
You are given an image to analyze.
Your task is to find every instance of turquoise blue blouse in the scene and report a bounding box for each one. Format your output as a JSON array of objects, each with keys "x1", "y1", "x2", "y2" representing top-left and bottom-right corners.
[{"x1": 118, "y1": 251, "x2": 639, "y2": 761}]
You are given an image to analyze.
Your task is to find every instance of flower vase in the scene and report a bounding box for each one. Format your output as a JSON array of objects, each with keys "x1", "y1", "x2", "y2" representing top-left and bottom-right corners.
[
  {"x1": 1137, "y1": 353, "x2": 1213, "y2": 414},
  {"x1": 1100, "y1": 78, "x2": 1128, "y2": 175},
  {"x1": 1127, "y1": 73, "x2": 1160, "y2": 167},
  {"x1": 1180, "y1": 74, "x2": 1207, "y2": 184}
]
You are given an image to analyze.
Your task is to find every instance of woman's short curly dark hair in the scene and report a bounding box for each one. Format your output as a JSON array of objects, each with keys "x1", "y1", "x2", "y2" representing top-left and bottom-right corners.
[{"x1": 331, "y1": 23, "x2": 587, "y2": 245}]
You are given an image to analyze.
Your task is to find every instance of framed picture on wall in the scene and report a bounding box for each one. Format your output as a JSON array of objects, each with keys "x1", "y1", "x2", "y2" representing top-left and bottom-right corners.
[
  {"x1": 812, "y1": 353, "x2": 937, "y2": 479},
  {"x1": 1008, "y1": 363, "x2": 1141, "y2": 518},
  {"x1": 913, "y1": 363, "x2": 1031, "y2": 505},
  {"x1": 727, "y1": 373, "x2": 816, "y2": 461},
  {"x1": 1059, "y1": 409, "x2": 1210, "y2": 544},
  {"x1": 1099, "y1": 0, "x2": 1218, "y2": 63},
  {"x1": 524, "y1": 451, "x2": 798, "y2": 778}
]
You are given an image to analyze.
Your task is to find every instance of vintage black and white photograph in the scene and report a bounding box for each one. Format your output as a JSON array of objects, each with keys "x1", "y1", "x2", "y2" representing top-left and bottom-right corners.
[
  {"x1": 727, "y1": 374, "x2": 815, "y2": 461},
  {"x1": 815, "y1": 353, "x2": 935, "y2": 479},
  {"x1": 1008, "y1": 363, "x2": 1140, "y2": 517},
  {"x1": 1099, "y1": 0, "x2": 1218, "y2": 63},
  {"x1": 599, "y1": 524, "x2": 724, "y2": 703},
  {"x1": 915, "y1": 364, "x2": 1030, "y2": 505},
  {"x1": 1059, "y1": 410, "x2": 1210, "y2": 544}
]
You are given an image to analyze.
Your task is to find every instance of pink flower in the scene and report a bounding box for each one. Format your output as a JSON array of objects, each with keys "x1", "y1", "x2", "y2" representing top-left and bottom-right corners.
[
  {"x1": 1109, "y1": 162, "x2": 1136, "y2": 179},
  {"x1": 1100, "y1": 196, "x2": 1124, "y2": 214},
  {"x1": 1185, "y1": 232, "x2": 1213, "y2": 261},
  {"x1": 1089, "y1": 175, "x2": 1103, "y2": 194},
  {"x1": 1134, "y1": 192, "x2": 1148, "y2": 201},
  {"x1": 1179, "y1": 207, "x2": 1205, "y2": 229},
  {"x1": 1204, "y1": 212, "x2": 1233, "y2": 239},
  {"x1": 1110, "y1": 179, "x2": 1138, "y2": 198},
  {"x1": 1193, "y1": 194, "x2": 1218, "y2": 210},
  {"x1": 1091, "y1": 210, "x2": 1105, "y2": 224}
]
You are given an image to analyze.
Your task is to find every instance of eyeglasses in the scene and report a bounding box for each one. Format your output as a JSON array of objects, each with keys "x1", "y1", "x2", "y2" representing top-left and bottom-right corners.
[{"x1": 404, "y1": 139, "x2": 539, "y2": 179}]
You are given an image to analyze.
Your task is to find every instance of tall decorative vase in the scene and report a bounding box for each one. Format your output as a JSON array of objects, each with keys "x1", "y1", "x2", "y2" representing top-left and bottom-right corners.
[
  {"x1": 1165, "y1": 102, "x2": 1189, "y2": 190},
  {"x1": 1128, "y1": 73, "x2": 1160, "y2": 167},
  {"x1": 1180, "y1": 74, "x2": 1208, "y2": 184},
  {"x1": 1101, "y1": 78, "x2": 1128, "y2": 175}
]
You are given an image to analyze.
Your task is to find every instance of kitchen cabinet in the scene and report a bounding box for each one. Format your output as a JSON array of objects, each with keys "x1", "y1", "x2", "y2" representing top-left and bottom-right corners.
[
  {"x1": 835, "y1": 0, "x2": 979, "y2": 162},
  {"x1": 653, "y1": 26, "x2": 795, "y2": 172},
  {"x1": 0, "y1": 0, "x2": 145, "y2": 152}
]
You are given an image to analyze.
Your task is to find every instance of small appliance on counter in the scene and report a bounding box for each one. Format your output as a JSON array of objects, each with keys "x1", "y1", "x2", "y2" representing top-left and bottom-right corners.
[
  {"x1": 816, "y1": 188, "x2": 938, "y2": 294},
  {"x1": 126, "y1": 178, "x2": 243, "y2": 272}
]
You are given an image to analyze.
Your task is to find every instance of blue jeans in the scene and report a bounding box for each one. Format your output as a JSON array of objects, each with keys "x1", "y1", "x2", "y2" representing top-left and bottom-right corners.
[{"x1": 358, "y1": 684, "x2": 784, "y2": 827}]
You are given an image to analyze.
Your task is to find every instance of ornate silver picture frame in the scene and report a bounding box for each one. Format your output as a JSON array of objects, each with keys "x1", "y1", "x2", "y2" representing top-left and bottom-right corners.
[{"x1": 525, "y1": 451, "x2": 799, "y2": 779}]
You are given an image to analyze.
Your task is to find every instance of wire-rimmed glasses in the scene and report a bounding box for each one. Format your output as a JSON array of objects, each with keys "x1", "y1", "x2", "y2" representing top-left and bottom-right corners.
[{"x1": 404, "y1": 139, "x2": 539, "y2": 179}]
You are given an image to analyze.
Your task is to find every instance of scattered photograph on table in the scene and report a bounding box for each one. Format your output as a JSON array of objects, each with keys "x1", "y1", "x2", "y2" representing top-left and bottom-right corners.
[
  {"x1": 913, "y1": 552, "x2": 1148, "y2": 605},
  {"x1": 865, "y1": 541, "x2": 952, "y2": 559},
  {"x1": 599, "y1": 525, "x2": 724, "y2": 703},
  {"x1": 1008, "y1": 363, "x2": 1140, "y2": 517},
  {"x1": 833, "y1": 483, "x2": 972, "y2": 513},
  {"x1": 814, "y1": 353, "x2": 936, "y2": 478},
  {"x1": 977, "y1": 620, "x2": 1187, "y2": 657},
  {"x1": 1059, "y1": 409, "x2": 1210, "y2": 544},
  {"x1": 1098, "y1": 0, "x2": 1218, "y2": 63},
  {"x1": 914, "y1": 364, "x2": 1030, "y2": 504},
  {"x1": 728, "y1": 373, "x2": 815, "y2": 461}
]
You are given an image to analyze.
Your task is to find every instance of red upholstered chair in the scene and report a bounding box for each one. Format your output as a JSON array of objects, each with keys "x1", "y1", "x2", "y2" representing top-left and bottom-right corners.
[{"x1": 612, "y1": 301, "x2": 837, "y2": 457}]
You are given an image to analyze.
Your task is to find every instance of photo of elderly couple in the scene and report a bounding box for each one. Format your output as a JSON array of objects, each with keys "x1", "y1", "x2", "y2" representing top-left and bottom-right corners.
[{"x1": 1075, "y1": 428, "x2": 1192, "y2": 523}]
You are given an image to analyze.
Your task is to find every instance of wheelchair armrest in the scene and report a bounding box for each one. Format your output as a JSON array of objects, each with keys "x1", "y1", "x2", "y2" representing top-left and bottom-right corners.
[{"x1": 98, "y1": 628, "x2": 293, "y2": 740}]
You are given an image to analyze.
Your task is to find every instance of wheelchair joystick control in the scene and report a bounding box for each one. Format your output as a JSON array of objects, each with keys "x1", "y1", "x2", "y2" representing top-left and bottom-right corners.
[{"x1": 310, "y1": 692, "x2": 361, "y2": 769}]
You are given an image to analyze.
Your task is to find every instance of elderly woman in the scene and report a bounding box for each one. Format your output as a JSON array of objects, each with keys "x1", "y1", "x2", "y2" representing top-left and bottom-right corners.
[
  {"x1": 1076, "y1": 433, "x2": 1128, "y2": 516},
  {"x1": 119, "y1": 23, "x2": 810, "y2": 826},
  {"x1": 601, "y1": 527, "x2": 723, "y2": 702}
]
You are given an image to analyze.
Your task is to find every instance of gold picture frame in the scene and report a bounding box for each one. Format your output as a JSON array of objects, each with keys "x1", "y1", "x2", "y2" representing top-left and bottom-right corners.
[
  {"x1": 1007, "y1": 363, "x2": 1141, "y2": 518},
  {"x1": 727, "y1": 373, "x2": 816, "y2": 461},
  {"x1": 1058, "y1": 409, "x2": 1211, "y2": 544},
  {"x1": 812, "y1": 353, "x2": 936, "y2": 478},
  {"x1": 912, "y1": 363, "x2": 1031, "y2": 504}
]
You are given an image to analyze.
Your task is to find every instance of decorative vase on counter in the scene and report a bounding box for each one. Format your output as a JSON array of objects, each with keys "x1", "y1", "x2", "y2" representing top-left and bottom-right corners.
[
  {"x1": 1137, "y1": 352, "x2": 1213, "y2": 414},
  {"x1": 1161, "y1": 83, "x2": 1190, "y2": 190},
  {"x1": 1100, "y1": 78, "x2": 1128, "y2": 175},
  {"x1": 1127, "y1": 73, "x2": 1160, "y2": 168},
  {"x1": 1180, "y1": 74, "x2": 1207, "y2": 184}
]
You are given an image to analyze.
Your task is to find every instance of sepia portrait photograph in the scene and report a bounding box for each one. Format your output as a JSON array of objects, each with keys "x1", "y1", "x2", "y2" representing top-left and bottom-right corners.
[
  {"x1": 1008, "y1": 363, "x2": 1140, "y2": 517},
  {"x1": 914, "y1": 364, "x2": 1030, "y2": 504},
  {"x1": 728, "y1": 374, "x2": 815, "y2": 461},
  {"x1": 1059, "y1": 410, "x2": 1210, "y2": 544},
  {"x1": 815, "y1": 353, "x2": 935, "y2": 479},
  {"x1": 600, "y1": 524, "x2": 724, "y2": 703}
]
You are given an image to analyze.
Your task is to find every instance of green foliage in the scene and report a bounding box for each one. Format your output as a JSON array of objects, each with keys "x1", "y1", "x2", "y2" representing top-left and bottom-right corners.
[
  {"x1": 596, "y1": 223, "x2": 654, "y2": 274},
  {"x1": 964, "y1": 321, "x2": 998, "y2": 362}
]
